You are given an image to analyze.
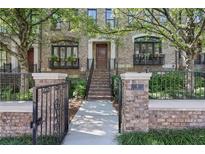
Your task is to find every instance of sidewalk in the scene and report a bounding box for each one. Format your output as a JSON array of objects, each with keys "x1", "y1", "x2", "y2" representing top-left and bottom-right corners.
[{"x1": 62, "y1": 100, "x2": 118, "y2": 145}]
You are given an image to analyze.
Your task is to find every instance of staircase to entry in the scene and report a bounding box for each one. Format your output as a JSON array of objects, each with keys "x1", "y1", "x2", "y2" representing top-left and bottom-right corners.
[{"x1": 87, "y1": 69, "x2": 112, "y2": 100}]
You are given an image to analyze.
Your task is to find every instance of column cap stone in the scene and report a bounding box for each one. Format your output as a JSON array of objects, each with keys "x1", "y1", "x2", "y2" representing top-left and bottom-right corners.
[
  {"x1": 32, "y1": 73, "x2": 67, "y2": 80},
  {"x1": 120, "y1": 72, "x2": 152, "y2": 80}
]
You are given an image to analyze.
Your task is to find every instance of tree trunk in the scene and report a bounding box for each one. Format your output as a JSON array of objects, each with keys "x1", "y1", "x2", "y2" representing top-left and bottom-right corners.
[
  {"x1": 19, "y1": 60, "x2": 30, "y2": 93},
  {"x1": 179, "y1": 51, "x2": 187, "y2": 70},
  {"x1": 185, "y1": 56, "x2": 195, "y2": 96}
]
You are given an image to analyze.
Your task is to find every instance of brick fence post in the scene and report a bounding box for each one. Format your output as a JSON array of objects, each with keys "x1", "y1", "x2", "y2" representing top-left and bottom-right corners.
[{"x1": 120, "y1": 72, "x2": 152, "y2": 132}]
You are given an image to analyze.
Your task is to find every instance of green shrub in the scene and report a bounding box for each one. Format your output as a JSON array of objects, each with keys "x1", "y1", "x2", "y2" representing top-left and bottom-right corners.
[
  {"x1": 149, "y1": 71, "x2": 184, "y2": 93},
  {"x1": 0, "y1": 86, "x2": 32, "y2": 101},
  {"x1": 117, "y1": 128, "x2": 205, "y2": 145},
  {"x1": 111, "y1": 75, "x2": 121, "y2": 98},
  {"x1": 69, "y1": 78, "x2": 86, "y2": 98}
]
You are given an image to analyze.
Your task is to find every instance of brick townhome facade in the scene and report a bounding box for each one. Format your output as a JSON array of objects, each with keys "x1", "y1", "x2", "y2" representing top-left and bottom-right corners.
[{"x1": 1, "y1": 8, "x2": 205, "y2": 75}]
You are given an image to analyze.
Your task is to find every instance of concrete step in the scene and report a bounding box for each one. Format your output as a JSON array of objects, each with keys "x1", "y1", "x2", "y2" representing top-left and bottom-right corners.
[
  {"x1": 87, "y1": 95, "x2": 112, "y2": 100},
  {"x1": 91, "y1": 79, "x2": 110, "y2": 82},
  {"x1": 90, "y1": 85, "x2": 110, "y2": 89},
  {"x1": 90, "y1": 83, "x2": 110, "y2": 86},
  {"x1": 89, "y1": 91, "x2": 111, "y2": 95},
  {"x1": 89, "y1": 87, "x2": 111, "y2": 91}
]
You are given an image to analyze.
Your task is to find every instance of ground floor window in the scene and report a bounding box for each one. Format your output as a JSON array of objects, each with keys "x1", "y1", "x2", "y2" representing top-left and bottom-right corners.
[
  {"x1": 49, "y1": 40, "x2": 79, "y2": 69},
  {"x1": 0, "y1": 47, "x2": 7, "y2": 67},
  {"x1": 133, "y1": 36, "x2": 165, "y2": 65}
]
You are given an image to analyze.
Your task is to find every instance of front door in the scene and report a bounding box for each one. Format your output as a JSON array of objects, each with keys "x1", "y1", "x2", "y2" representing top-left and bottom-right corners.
[{"x1": 96, "y1": 44, "x2": 107, "y2": 69}]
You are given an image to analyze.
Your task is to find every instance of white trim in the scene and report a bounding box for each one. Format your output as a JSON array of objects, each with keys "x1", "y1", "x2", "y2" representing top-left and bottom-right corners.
[
  {"x1": 0, "y1": 101, "x2": 32, "y2": 112},
  {"x1": 149, "y1": 100, "x2": 205, "y2": 111},
  {"x1": 32, "y1": 73, "x2": 67, "y2": 80},
  {"x1": 88, "y1": 38, "x2": 116, "y2": 59},
  {"x1": 132, "y1": 33, "x2": 160, "y2": 43},
  {"x1": 88, "y1": 41, "x2": 93, "y2": 59},
  {"x1": 111, "y1": 40, "x2": 116, "y2": 59},
  {"x1": 120, "y1": 72, "x2": 152, "y2": 80}
]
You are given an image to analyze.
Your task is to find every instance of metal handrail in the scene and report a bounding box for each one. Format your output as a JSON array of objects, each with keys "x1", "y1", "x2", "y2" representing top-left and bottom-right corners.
[{"x1": 85, "y1": 58, "x2": 94, "y2": 99}]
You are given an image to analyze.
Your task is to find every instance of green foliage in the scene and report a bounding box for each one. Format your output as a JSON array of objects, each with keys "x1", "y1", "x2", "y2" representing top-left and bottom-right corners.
[
  {"x1": 0, "y1": 135, "x2": 59, "y2": 145},
  {"x1": 49, "y1": 55, "x2": 60, "y2": 62},
  {"x1": 0, "y1": 87, "x2": 32, "y2": 101},
  {"x1": 117, "y1": 128, "x2": 205, "y2": 145},
  {"x1": 149, "y1": 71, "x2": 205, "y2": 99},
  {"x1": 149, "y1": 71, "x2": 184, "y2": 93},
  {"x1": 66, "y1": 56, "x2": 77, "y2": 63},
  {"x1": 111, "y1": 75, "x2": 121, "y2": 97},
  {"x1": 69, "y1": 78, "x2": 86, "y2": 98}
]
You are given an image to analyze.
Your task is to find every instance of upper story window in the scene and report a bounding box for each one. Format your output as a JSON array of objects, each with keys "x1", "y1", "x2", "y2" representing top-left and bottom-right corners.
[
  {"x1": 0, "y1": 19, "x2": 7, "y2": 33},
  {"x1": 128, "y1": 10, "x2": 134, "y2": 25},
  {"x1": 51, "y1": 9, "x2": 78, "y2": 31},
  {"x1": 87, "y1": 9, "x2": 97, "y2": 23},
  {"x1": 105, "y1": 9, "x2": 115, "y2": 28},
  {"x1": 134, "y1": 36, "x2": 162, "y2": 55}
]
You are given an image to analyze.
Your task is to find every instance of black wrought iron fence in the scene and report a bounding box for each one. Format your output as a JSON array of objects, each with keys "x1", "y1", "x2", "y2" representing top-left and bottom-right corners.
[
  {"x1": 112, "y1": 75, "x2": 122, "y2": 133},
  {"x1": 32, "y1": 82, "x2": 69, "y2": 145},
  {"x1": 149, "y1": 70, "x2": 205, "y2": 100},
  {"x1": 85, "y1": 58, "x2": 94, "y2": 99},
  {"x1": 0, "y1": 73, "x2": 34, "y2": 101}
]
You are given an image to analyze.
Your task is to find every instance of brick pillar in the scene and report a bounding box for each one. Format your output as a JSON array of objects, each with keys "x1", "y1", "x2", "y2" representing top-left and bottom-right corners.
[{"x1": 120, "y1": 72, "x2": 152, "y2": 132}]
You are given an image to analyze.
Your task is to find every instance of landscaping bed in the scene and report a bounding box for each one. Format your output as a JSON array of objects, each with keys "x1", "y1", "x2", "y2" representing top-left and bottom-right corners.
[
  {"x1": 69, "y1": 98, "x2": 82, "y2": 122},
  {"x1": 117, "y1": 128, "x2": 205, "y2": 145}
]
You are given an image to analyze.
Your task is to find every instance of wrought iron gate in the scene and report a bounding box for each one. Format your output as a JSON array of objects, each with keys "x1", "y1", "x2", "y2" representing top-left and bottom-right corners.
[
  {"x1": 31, "y1": 82, "x2": 69, "y2": 144},
  {"x1": 113, "y1": 77, "x2": 122, "y2": 133}
]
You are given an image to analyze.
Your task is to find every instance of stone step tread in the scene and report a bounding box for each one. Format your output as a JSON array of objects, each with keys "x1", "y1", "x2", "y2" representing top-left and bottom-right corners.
[
  {"x1": 87, "y1": 95, "x2": 112, "y2": 100},
  {"x1": 89, "y1": 88, "x2": 111, "y2": 91},
  {"x1": 89, "y1": 91, "x2": 111, "y2": 95}
]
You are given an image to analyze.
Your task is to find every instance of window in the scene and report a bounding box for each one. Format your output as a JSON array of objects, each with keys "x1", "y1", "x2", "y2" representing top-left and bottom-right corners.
[
  {"x1": 128, "y1": 11, "x2": 134, "y2": 25},
  {"x1": 134, "y1": 36, "x2": 162, "y2": 55},
  {"x1": 134, "y1": 36, "x2": 165, "y2": 65},
  {"x1": 0, "y1": 19, "x2": 7, "y2": 33},
  {"x1": 105, "y1": 9, "x2": 115, "y2": 28},
  {"x1": 49, "y1": 40, "x2": 79, "y2": 69},
  {"x1": 0, "y1": 47, "x2": 7, "y2": 67},
  {"x1": 88, "y1": 9, "x2": 97, "y2": 23}
]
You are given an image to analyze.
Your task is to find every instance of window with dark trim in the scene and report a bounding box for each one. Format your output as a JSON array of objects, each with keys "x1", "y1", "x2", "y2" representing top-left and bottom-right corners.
[
  {"x1": 105, "y1": 9, "x2": 115, "y2": 28},
  {"x1": 128, "y1": 10, "x2": 134, "y2": 25},
  {"x1": 88, "y1": 9, "x2": 97, "y2": 23},
  {"x1": 49, "y1": 40, "x2": 79, "y2": 69},
  {"x1": 134, "y1": 36, "x2": 162, "y2": 55},
  {"x1": 133, "y1": 36, "x2": 165, "y2": 65}
]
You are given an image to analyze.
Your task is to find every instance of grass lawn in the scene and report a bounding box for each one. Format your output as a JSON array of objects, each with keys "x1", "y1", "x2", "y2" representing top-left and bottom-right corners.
[{"x1": 117, "y1": 128, "x2": 205, "y2": 145}]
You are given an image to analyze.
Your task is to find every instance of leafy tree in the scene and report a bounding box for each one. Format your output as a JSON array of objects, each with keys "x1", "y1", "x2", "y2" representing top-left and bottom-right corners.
[
  {"x1": 0, "y1": 8, "x2": 80, "y2": 91},
  {"x1": 91, "y1": 8, "x2": 205, "y2": 72}
]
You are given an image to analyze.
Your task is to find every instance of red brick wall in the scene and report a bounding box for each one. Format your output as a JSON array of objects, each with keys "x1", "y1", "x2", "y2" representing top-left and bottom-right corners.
[
  {"x1": 149, "y1": 110, "x2": 205, "y2": 129},
  {"x1": 0, "y1": 112, "x2": 32, "y2": 137}
]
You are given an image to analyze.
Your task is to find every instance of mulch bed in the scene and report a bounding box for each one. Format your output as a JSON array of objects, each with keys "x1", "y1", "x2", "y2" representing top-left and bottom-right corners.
[{"x1": 69, "y1": 98, "x2": 82, "y2": 122}]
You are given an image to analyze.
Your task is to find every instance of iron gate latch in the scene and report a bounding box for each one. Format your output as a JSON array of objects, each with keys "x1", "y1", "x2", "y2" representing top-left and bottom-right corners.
[{"x1": 30, "y1": 117, "x2": 43, "y2": 128}]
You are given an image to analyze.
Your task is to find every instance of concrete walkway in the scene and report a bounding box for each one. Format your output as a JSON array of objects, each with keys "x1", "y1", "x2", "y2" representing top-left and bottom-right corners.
[{"x1": 62, "y1": 100, "x2": 118, "y2": 145}]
